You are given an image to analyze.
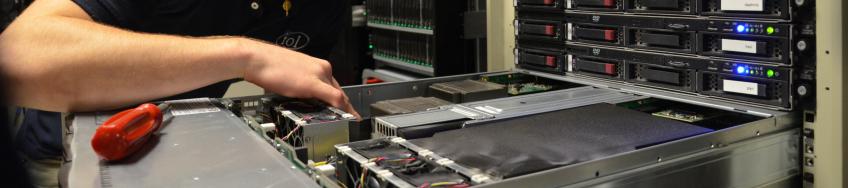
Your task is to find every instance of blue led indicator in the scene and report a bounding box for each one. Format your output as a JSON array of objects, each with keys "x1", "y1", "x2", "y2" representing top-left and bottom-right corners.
[
  {"x1": 736, "y1": 25, "x2": 746, "y2": 33},
  {"x1": 736, "y1": 66, "x2": 746, "y2": 74}
]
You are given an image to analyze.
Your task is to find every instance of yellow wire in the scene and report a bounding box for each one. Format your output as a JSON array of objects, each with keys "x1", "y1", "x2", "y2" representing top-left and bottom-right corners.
[
  {"x1": 429, "y1": 182, "x2": 460, "y2": 187},
  {"x1": 336, "y1": 180, "x2": 348, "y2": 188},
  {"x1": 358, "y1": 166, "x2": 367, "y2": 188}
]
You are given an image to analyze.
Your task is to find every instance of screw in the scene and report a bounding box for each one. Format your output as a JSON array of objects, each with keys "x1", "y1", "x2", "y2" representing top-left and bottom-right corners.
[{"x1": 797, "y1": 40, "x2": 807, "y2": 51}]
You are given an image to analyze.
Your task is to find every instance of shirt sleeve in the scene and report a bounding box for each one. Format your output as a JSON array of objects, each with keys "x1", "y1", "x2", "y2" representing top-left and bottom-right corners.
[{"x1": 71, "y1": 0, "x2": 142, "y2": 28}]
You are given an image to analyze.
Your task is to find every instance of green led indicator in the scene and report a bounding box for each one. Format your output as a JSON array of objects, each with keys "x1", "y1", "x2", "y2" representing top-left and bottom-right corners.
[
  {"x1": 766, "y1": 27, "x2": 775, "y2": 35},
  {"x1": 767, "y1": 70, "x2": 775, "y2": 77},
  {"x1": 368, "y1": 45, "x2": 374, "y2": 49}
]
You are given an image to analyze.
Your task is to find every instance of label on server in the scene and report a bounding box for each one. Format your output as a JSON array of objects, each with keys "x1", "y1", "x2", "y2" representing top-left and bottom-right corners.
[
  {"x1": 474, "y1": 106, "x2": 503, "y2": 114},
  {"x1": 721, "y1": 39, "x2": 759, "y2": 54},
  {"x1": 723, "y1": 79, "x2": 760, "y2": 96},
  {"x1": 720, "y1": 0, "x2": 764, "y2": 11}
]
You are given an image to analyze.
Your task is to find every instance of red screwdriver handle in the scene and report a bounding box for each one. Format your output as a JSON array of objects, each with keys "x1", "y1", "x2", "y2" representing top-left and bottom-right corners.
[{"x1": 91, "y1": 103, "x2": 164, "y2": 161}]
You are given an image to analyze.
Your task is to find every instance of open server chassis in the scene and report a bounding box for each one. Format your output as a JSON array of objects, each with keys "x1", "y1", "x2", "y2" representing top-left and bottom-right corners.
[
  {"x1": 66, "y1": 71, "x2": 800, "y2": 187},
  {"x1": 334, "y1": 71, "x2": 799, "y2": 188}
]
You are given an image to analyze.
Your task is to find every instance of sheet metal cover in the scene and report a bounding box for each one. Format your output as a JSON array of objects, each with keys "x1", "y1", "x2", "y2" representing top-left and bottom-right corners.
[
  {"x1": 411, "y1": 103, "x2": 713, "y2": 178},
  {"x1": 68, "y1": 100, "x2": 320, "y2": 188}
]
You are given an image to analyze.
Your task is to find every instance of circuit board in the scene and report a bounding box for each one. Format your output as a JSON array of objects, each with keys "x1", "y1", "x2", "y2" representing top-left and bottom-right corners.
[{"x1": 652, "y1": 109, "x2": 707, "y2": 123}]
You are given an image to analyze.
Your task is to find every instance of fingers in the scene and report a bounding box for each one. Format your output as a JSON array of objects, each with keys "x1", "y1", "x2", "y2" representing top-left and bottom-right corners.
[
  {"x1": 343, "y1": 100, "x2": 361, "y2": 121},
  {"x1": 305, "y1": 78, "x2": 360, "y2": 120},
  {"x1": 330, "y1": 77, "x2": 343, "y2": 90},
  {"x1": 248, "y1": 46, "x2": 359, "y2": 119},
  {"x1": 336, "y1": 95, "x2": 359, "y2": 120},
  {"x1": 308, "y1": 80, "x2": 346, "y2": 108},
  {"x1": 332, "y1": 78, "x2": 362, "y2": 120},
  {"x1": 315, "y1": 59, "x2": 333, "y2": 76},
  {"x1": 309, "y1": 60, "x2": 360, "y2": 119}
]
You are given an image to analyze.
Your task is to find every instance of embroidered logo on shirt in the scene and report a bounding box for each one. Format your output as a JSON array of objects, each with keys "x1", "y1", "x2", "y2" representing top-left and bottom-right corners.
[
  {"x1": 276, "y1": 32, "x2": 310, "y2": 50},
  {"x1": 283, "y1": 0, "x2": 292, "y2": 16}
]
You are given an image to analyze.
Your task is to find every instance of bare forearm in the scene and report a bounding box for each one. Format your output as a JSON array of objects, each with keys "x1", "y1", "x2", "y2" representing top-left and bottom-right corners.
[
  {"x1": 0, "y1": 0, "x2": 360, "y2": 117},
  {"x1": 0, "y1": 0, "x2": 250, "y2": 112}
]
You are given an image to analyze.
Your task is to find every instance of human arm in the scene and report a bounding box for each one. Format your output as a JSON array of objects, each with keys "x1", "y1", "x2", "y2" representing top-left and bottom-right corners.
[{"x1": 0, "y1": 0, "x2": 357, "y2": 117}]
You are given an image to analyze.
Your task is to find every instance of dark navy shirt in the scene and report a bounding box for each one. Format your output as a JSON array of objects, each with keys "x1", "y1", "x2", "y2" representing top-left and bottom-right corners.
[{"x1": 17, "y1": 0, "x2": 345, "y2": 159}]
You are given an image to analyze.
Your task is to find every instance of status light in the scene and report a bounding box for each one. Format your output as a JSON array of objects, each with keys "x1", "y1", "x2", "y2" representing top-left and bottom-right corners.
[
  {"x1": 736, "y1": 25, "x2": 746, "y2": 33},
  {"x1": 767, "y1": 70, "x2": 775, "y2": 77},
  {"x1": 767, "y1": 27, "x2": 775, "y2": 35},
  {"x1": 736, "y1": 66, "x2": 746, "y2": 74}
]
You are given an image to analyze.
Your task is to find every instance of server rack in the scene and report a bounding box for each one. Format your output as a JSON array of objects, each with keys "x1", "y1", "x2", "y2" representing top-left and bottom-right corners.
[
  {"x1": 365, "y1": 0, "x2": 485, "y2": 77},
  {"x1": 514, "y1": 0, "x2": 816, "y2": 186}
]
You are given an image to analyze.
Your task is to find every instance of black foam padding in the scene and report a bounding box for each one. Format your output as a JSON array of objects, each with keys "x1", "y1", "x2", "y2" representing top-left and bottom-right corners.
[
  {"x1": 411, "y1": 103, "x2": 712, "y2": 178},
  {"x1": 397, "y1": 119, "x2": 467, "y2": 139}
]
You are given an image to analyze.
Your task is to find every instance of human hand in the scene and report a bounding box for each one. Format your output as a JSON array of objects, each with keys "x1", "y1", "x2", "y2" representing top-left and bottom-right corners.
[{"x1": 239, "y1": 38, "x2": 361, "y2": 119}]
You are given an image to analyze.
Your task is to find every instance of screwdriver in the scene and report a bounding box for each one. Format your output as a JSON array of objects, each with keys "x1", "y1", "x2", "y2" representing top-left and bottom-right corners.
[{"x1": 91, "y1": 103, "x2": 170, "y2": 161}]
